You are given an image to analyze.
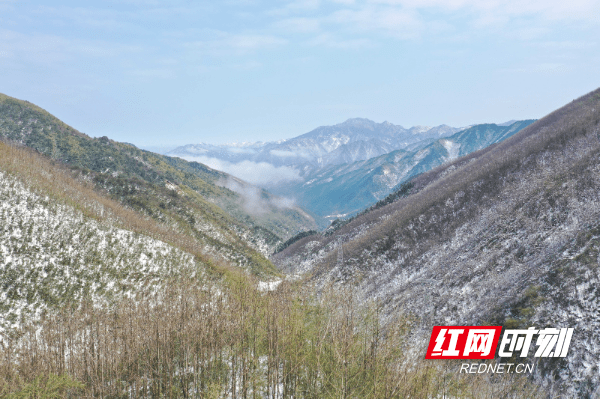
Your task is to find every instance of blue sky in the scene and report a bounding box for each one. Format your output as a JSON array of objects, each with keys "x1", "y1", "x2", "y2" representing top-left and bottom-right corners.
[{"x1": 1, "y1": 0, "x2": 599, "y2": 146}]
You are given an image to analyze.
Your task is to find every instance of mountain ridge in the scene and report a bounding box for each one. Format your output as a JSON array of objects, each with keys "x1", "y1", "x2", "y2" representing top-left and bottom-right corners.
[
  {"x1": 272, "y1": 87, "x2": 600, "y2": 396},
  {"x1": 168, "y1": 119, "x2": 464, "y2": 169}
]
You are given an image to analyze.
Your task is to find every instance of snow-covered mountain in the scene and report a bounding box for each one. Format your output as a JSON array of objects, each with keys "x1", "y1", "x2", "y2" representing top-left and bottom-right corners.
[
  {"x1": 273, "y1": 119, "x2": 462, "y2": 166},
  {"x1": 271, "y1": 121, "x2": 535, "y2": 225},
  {"x1": 168, "y1": 119, "x2": 463, "y2": 169}
]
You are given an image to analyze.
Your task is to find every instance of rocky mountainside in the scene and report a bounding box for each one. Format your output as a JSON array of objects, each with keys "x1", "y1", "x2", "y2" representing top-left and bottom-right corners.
[
  {"x1": 272, "y1": 120, "x2": 534, "y2": 224},
  {"x1": 272, "y1": 88, "x2": 600, "y2": 397},
  {"x1": 0, "y1": 94, "x2": 317, "y2": 260},
  {"x1": 272, "y1": 118, "x2": 462, "y2": 167}
]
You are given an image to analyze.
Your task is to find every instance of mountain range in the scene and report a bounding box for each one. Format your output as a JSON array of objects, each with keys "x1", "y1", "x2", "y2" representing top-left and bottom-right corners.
[
  {"x1": 169, "y1": 119, "x2": 463, "y2": 169},
  {"x1": 271, "y1": 120, "x2": 535, "y2": 223},
  {"x1": 273, "y1": 87, "x2": 600, "y2": 397},
  {"x1": 171, "y1": 118, "x2": 534, "y2": 226},
  {"x1": 2, "y1": 88, "x2": 600, "y2": 397}
]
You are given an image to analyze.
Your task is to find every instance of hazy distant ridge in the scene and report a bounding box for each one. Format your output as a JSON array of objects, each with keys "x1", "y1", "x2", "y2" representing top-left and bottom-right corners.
[{"x1": 168, "y1": 118, "x2": 463, "y2": 169}]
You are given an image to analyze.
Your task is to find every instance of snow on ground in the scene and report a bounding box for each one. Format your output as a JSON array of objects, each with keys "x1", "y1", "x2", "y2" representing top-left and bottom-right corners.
[
  {"x1": 440, "y1": 139, "x2": 461, "y2": 160},
  {"x1": 0, "y1": 170, "x2": 203, "y2": 338}
]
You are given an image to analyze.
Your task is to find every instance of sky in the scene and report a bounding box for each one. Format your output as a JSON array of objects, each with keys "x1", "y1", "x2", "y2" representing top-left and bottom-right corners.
[{"x1": 1, "y1": 0, "x2": 600, "y2": 147}]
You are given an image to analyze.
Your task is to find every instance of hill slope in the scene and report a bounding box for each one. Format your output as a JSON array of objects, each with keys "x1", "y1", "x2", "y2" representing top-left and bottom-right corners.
[
  {"x1": 273, "y1": 88, "x2": 600, "y2": 396},
  {"x1": 0, "y1": 141, "x2": 226, "y2": 336},
  {"x1": 0, "y1": 94, "x2": 317, "y2": 264}
]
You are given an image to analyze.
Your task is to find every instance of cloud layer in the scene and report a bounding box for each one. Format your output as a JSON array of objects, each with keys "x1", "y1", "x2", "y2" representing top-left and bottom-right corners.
[
  {"x1": 218, "y1": 177, "x2": 298, "y2": 216},
  {"x1": 180, "y1": 155, "x2": 303, "y2": 186}
]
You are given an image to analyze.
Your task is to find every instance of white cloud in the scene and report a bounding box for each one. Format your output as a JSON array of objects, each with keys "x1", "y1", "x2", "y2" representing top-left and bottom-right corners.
[
  {"x1": 330, "y1": 6, "x2": 423, "y2": 38},
  {"x1": 178, "y1": 155, "x2": 303, "y2": 186},
  {"x1": 289, "y1": 0, "x2": 322, "y2": 10},
  {"x1": 0, "y1": 29, "x2": 143, "y2": 66},
  {"x1": 269, "y1": 0, "x2": 322, "y2": 16},
  {"x1": 226, "y1": 147, "x2": 257, "y2": 154},
  {"x1": 269, "y1": 149, "x2": 314, "y2": 158},
  {"x1": 218, "y1": 177, "x2": 298, "y2": 216},
  {"x1": 273, "y1": 17, "x2": 321, "y2": 33},
  {"x1": 368, "y1": 0, "x2": 600, "y2": 23},
  {"x1": 276, "y1": 0, "x2": 600, "y2": 47},
  {"x1": 225, "y1": 34, "x2": 287, "y2": 50},
  {"x1": 184, "y1": 32, "x2": 288, "y2": 55}
]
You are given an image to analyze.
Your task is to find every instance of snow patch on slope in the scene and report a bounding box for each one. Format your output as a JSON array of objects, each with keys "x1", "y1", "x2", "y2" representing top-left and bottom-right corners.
[{"x1": 440, "y1": 139, "x2": 461, "y2": 160}]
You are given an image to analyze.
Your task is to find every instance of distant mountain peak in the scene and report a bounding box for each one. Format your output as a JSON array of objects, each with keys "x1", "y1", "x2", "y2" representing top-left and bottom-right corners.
[{"x1": 338, "y1": 118, "x2": 377, "y2": 128}]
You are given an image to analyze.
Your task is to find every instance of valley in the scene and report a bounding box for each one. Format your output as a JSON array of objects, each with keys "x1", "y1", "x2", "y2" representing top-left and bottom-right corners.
[{"x1": 1, "y1": 89, "x2": 599, "y2": 397}]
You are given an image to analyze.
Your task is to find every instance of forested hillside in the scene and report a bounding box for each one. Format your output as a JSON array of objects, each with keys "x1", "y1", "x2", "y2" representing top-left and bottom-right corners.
[
  {"x1": 0, "y1": 140, "x2": 543, "y2": 398},
  {"x1": 0, "y1": 93, "x2": 317, "y2": 261},
  {"x1": 273, "y1": 88, "x2": 600, "y2": 397}
]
